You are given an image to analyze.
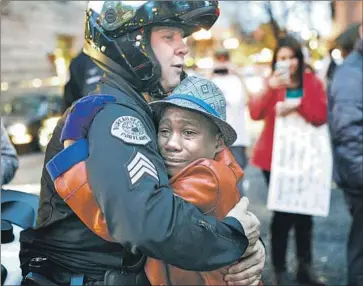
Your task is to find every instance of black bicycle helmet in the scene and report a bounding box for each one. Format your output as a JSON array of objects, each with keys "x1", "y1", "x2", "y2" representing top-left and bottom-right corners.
[{"x1": 84, "y1": 1, "x2": 220, "y2": 98}]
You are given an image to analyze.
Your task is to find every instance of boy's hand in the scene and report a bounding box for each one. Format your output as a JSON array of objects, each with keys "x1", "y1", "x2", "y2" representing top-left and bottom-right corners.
[
  {"x1": 241, "y1": 239, "x2": 258, "y2": 259},
  {"x1": 224, "y1": 240, "x2": 265, "y2": 285},
  {"x1": 226, "y1": 197, "x2": 260, "y2": 246},
  {"x1": 60, "y1": 95, "x2": 116, "y2": 143}
]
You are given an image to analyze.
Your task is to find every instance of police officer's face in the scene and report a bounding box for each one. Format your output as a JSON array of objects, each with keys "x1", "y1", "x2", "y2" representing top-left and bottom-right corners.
[
  {"x1": 157, "y1": 106, "x2": 224, "y2": 177},
  {"x1": 151, "y1": 27, "x2": 189, "y2": 93}
]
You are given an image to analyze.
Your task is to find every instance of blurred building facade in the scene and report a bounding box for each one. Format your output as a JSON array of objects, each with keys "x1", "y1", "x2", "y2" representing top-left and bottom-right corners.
[
  {"x1": 1, "y1": 1, "x2": 361, "y2": 101},
  {"x1": 1, "y1": 1, "x2": 87, "y2": 100}
]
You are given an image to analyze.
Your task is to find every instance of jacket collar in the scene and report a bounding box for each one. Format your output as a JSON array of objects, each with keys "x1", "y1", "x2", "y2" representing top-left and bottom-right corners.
[
  {"x1": 169, "y1": 148, "x2": 243, "y2": 183},
  {"x1": 97, "y1": 74, "x2": 153, "y2": 118}
]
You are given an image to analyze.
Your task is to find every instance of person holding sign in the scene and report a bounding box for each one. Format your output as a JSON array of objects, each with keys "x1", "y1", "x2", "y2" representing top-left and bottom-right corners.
[{"x1": 248, "y1": 36, "x2": 327, "y2": 286}]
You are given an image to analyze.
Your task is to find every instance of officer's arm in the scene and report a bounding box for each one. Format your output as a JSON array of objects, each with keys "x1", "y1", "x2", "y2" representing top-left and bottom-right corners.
[
  {"x1": 63, "y1": 73, "x2": 77, "y2": 112},
  {"x1": 86, "y1": 104, "x2": 248, "y2": 271}
]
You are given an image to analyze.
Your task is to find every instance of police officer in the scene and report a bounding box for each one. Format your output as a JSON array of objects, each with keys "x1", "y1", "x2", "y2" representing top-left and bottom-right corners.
[
  {"x1": 62, "y1": 50, "x2": 103, "y2": 112},
  {"x1": 20, "y1": 1, "x2": 265, "y2": 285}
]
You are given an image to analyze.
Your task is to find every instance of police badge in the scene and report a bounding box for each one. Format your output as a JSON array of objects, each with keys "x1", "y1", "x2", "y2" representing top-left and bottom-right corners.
[{"x1": 111, "y1": 116, "x2": 151, "y2": 145}]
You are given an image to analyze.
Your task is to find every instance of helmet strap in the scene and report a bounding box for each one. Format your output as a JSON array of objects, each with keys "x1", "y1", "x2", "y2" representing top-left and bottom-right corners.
[
  {"x1": 83, "y1": 41, "x2": 143, "y2": 91},
  {"x1": 148, "y1": 70, "x2": 188, "y2": 99}
]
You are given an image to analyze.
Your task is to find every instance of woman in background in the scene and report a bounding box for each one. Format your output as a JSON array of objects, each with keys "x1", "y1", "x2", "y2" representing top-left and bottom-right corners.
[{"x1": 248, "y1": 36, "x2": 327, "y2": 286}]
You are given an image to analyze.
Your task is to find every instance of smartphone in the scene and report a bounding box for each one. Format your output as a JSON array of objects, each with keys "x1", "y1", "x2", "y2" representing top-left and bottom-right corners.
[{"x1": 275, "y1": 60, "x2": 290, "y2": 81}]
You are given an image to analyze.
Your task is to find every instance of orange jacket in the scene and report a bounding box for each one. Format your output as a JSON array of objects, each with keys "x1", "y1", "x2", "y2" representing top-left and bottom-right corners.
[
  {"x1": 53, "y1": 148, "x2": 243, "y2": 285},
  {"x1": 145, "y1": 148, "x2": 243, "y2": 285}
]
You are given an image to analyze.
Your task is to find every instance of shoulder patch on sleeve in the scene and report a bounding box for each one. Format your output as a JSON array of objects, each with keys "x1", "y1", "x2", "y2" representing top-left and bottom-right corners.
[
  {"x1": 111, "y1": 116, "x2": 151, "y2": 145},
  {"x1": 127, "y1": 152, "x2": 159, "y2": 185}
]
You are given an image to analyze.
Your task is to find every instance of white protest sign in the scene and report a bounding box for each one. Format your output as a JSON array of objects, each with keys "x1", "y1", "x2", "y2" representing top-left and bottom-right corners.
[{"x1": 267, "y1": 112, "x2": 332, "y2": 217}]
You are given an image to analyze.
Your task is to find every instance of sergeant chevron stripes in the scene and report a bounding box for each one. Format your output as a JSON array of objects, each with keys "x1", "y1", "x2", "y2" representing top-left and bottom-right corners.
[{"x1": 127, "y1": 152, "x2": 159, "y2": 185}]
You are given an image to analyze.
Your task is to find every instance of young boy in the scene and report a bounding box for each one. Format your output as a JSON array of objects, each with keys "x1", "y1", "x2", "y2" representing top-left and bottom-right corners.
[{"x1": 46, "y1": 76, "x2": 261, "y2": 285}]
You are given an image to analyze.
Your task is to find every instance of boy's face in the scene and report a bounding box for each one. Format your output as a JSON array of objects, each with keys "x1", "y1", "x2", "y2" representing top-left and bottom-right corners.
[{"x1": 157, "y1": 106, "x2": 224, "y2": 177}]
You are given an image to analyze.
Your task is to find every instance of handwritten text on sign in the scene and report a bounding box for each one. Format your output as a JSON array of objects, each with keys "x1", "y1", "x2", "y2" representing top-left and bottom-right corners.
[{"x1": 267, "y1": 113, "x2": 332, "y2": 217}]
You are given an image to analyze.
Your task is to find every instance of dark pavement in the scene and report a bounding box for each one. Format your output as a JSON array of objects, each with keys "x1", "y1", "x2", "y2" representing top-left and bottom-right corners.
[{"x1": 243, "y1": 165, "x2": 350, "y2": 285}]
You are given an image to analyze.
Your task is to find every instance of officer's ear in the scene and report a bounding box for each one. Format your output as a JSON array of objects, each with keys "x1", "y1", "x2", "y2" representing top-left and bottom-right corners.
[{"x1": 215, "y1": 133, "x2": 226, "y2": 154}]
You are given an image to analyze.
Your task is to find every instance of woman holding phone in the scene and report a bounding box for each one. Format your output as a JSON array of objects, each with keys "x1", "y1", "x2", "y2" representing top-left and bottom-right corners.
[{"x1": 248, "y1": 36, "x2": 327, "y2": 286}]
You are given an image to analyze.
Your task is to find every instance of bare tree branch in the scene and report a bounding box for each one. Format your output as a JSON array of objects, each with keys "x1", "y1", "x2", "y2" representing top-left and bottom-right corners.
[
  {"x1": 264, "y1": 1, "x2": 280, "y2": 40},
  {"x1": 281, "y1": 1, "x2": 289, "y2": 27}
]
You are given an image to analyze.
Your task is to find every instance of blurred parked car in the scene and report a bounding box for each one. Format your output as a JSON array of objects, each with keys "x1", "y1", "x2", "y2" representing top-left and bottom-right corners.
[
  {"x1": 38, "y1": 115, "x2": 62, "y2": 152},
  {"x1": 1, "y1": 94, "x2": 63, "y2": 152}
]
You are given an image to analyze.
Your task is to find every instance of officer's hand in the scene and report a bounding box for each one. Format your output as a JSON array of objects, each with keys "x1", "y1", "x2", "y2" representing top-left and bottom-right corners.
[
  {"x1": 60, "y1": 95, "x2": 116, "y2": 143},
  {"x1": 226, "y1": 197, "x2": 260, "y2": 246},
  {"x1": 224, "y1": 240, "x2": 265, "y2": 285}
]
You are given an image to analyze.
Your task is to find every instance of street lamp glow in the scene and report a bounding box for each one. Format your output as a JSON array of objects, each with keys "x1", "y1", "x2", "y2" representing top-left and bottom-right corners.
[
  {"x1": 184, "y1": 56, "x2": 194, "y2": 67},
  {"x1": 32, "y1": 78, "x2": 42, "y2": 88},
  {"x1": 313, "y1": 60, "x2": 323, "y2": 71},
  {"x1": 55, "y1": 57, "x2": 67, "y2": 85},
  {"x1": 301, "y1": 29, "x2": 312, "y2": 41},
  {"x1": 8, "y1": 123, "x2": 27, "y2": 137},
  {"x1": 260, "y1": 48, "x2": 273, "y2": 62},
  {"x1": 223, "y1": 38, "x2": 239, "y2": 50},
  {"x1": 51, "y1": 76, "x2": 61, "y2": 86},
  {"x1": 331, "y1": 49, "x2": 342, "y2": 61},
  {"x1": 1, "y1": 82, "x2": 9, "y2": 91},
  {"x1": 192, "y1": 29, "x2": 212, "y2": 41},
  {"x1": 196, "y1": 57, "x2": 214, "y2": 69},
  {"x1": 309, "y1": 40, "x2": 318, "y2": 50}
]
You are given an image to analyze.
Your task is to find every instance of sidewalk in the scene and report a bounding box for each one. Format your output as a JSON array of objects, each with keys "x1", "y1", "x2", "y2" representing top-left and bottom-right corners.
[{"x1": 243, "y1": 165, "x2": 350, "y2": 285}]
